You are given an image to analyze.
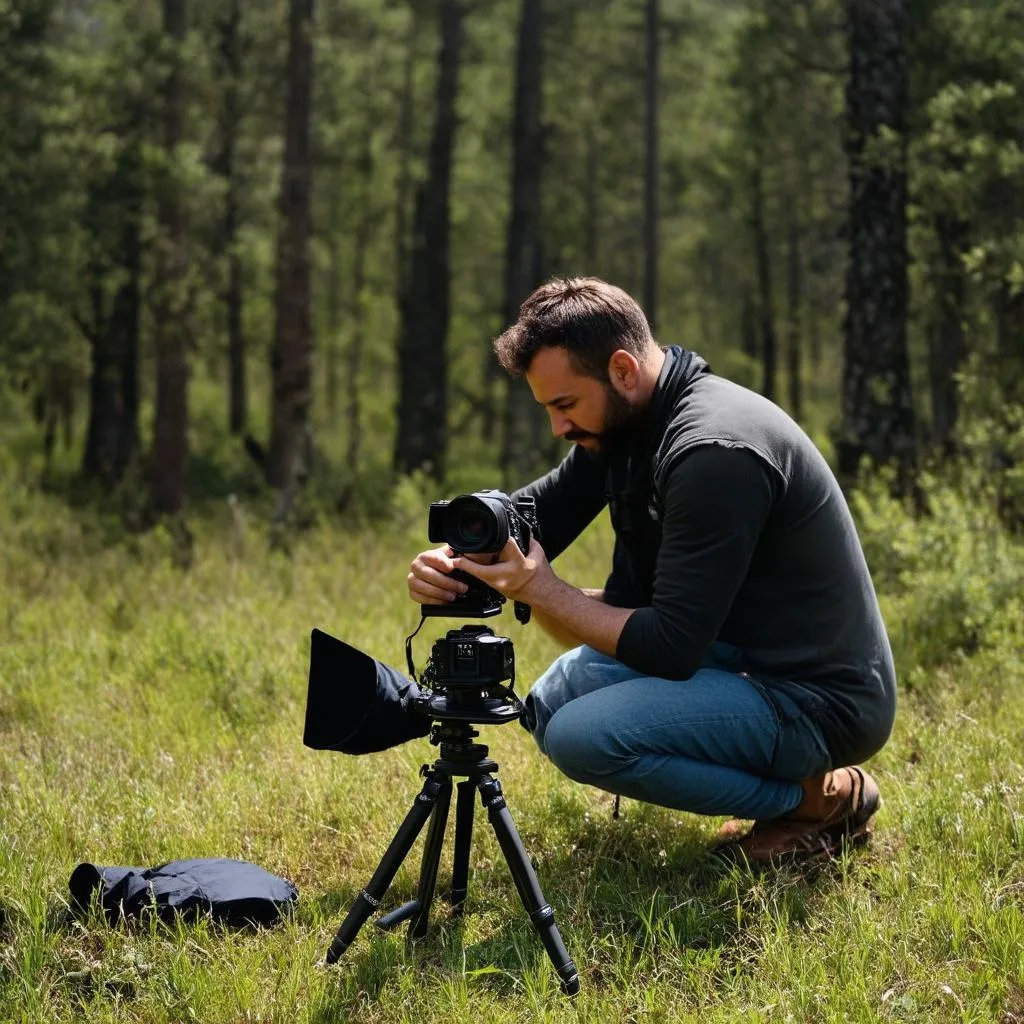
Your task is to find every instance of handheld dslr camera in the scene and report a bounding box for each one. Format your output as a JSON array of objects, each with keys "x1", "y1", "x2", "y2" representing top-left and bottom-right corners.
[{"x1": 426, "y1": 490, "x2": 538, "y2": 625}]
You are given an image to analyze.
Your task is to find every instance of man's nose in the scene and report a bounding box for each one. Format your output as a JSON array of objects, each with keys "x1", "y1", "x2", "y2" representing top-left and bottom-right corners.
[{"x1": 548, "y1": 410, "x2": 572, "y2": 438}]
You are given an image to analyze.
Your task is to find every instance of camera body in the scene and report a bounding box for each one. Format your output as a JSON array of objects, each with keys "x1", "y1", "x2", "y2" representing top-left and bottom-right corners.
[{"x1": 423, "y1": 625, "x2": 514, "y2": 689}]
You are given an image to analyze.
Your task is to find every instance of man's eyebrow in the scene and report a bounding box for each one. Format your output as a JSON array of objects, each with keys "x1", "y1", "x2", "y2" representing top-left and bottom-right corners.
[{"x1": 541, "y1": 394, "x2": 574, "y2": 407}]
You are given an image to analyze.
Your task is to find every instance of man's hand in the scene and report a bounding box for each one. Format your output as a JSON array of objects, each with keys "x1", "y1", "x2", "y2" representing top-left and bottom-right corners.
[
  {"x1": 456, "y1": 540, "x2": 633, "y2": 658},
  {"x1": 407, "y1": 545, "x2": 495, "y2": 606},
  {"x1": 451, "y1": 536, "x2": 557, "y2": 606}
]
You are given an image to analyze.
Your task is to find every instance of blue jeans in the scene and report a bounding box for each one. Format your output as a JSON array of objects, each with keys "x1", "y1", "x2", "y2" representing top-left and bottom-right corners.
[{"x1": 524, "y1": 644, "x2": 834, "y2": 821}]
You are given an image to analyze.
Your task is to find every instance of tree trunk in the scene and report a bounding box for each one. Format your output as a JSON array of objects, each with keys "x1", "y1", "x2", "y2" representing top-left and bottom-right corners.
[
  {"x1": 347, "y1": 127, "x2": 374, "y2": 478},
  {"x1": 838, "y1": 0, "x2": 916, "y2": 486},
  {"x1": 584, "y1": 115, "x2": 599, "y2": 269},
  {"x1": 83, "y1": 141, "x2": 142, "y2": 485},
  {"x1": 500, "y1": 0, "x2": 547, "y2": 487},
  {"x1": 643, "y1": 0, "x2": 659, "y2": 331},
  {"x1": 213, "y1": 0, "x2": 246, "y2": 436},
  {"x1": 394, "y1": 7, "x2": 418, "y2": 310},
  {"x1": 741, "y1": 286, "x2": 758, "y2": 362},
  {"x1": 267, "y1": 0, "x2": 315, "y2": 489},
  {"x1": 751, "y1": 141, "x2": 777, "y2": 400},
  {"x1": 150, "y1": 0, "x2": 189, "y2": 517},
  {"x1": 393, "y1": 0, "x2": 463, "y2": 480},
  {"x1": 785, "y1": 201, "x2": 803, "y2": 421},
  {"x1": 325, "y1": 198, "x2": 342, "y2": 423},
  {"x1": 927, "y1": 216, "x2": 967, "y2": 455}
]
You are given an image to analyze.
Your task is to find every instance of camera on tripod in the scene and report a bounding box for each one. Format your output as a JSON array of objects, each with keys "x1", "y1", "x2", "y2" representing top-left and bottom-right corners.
[
  {"x1": 424, "y1": 626, "x2": 514, "y2": 688},
  {"x1": 303, "y1": 486, "x2": 581, "y2": 994}
]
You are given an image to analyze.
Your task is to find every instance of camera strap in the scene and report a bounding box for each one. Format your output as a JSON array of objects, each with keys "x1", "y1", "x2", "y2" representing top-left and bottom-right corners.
[{"x1": 405, "y1": 615, "x2": 427, "y2": 681}]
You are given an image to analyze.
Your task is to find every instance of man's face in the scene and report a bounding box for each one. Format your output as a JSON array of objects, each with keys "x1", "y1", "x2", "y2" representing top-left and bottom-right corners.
[{"x1": 525, "y1": 346, "x2": 641, "y2": 452}]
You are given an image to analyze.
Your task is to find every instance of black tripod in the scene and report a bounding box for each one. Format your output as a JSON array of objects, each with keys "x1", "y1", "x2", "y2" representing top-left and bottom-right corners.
[{"x1": 324, "y1": 717, "x2": 580, "y2": 996}]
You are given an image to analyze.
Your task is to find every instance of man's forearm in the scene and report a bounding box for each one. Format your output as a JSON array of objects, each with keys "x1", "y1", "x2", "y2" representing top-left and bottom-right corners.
[
  {"x1": 528, "y1": 579, "x2": 633, "y2": 658},
  {"x1": 451, "y1": 541, "x2": 633, "y2": 659},
  {"x1": 531, "y1": 588, "x2": 606, "y2": 648}
]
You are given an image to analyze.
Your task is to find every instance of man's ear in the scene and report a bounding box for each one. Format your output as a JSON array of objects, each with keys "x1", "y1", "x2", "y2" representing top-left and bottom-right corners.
[{"x1": 608, "y1": 349, "x2": 641, "y2": 392}]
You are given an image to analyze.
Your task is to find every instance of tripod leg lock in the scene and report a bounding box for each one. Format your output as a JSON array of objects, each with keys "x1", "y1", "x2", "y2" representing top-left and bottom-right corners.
[
  {"x1": 478, "y1": 776, "x2": 507, "y2": 812},
  {"x1": 417, "y1": 776, "x2": 446, "y2": 803},
  {"x1": 529, "y1": 903, "x2": 554, "y2": 926}
]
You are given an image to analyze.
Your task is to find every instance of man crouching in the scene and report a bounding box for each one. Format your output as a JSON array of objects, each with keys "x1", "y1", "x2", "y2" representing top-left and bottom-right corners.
[{"x1": 408, "y1": 277, "x2": 895, "y2": 865}]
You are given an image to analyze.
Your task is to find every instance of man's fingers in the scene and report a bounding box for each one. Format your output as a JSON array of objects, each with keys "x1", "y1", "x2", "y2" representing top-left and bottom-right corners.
[
  {"x1": 412, "y1": 563, "x2": 467, "y2": 594},
  {"x1": 420, "y1": 548, "x2": 457, "y2": 573},
  {"x1": 455, "y1": 538, "x2": 521, "y2": 577},
  {"x1": 452, "y1": 556, "x2": 500, "y2": 584},
  {"x1": 502, "y1": 537, "x2": 523, "y2": 559},
  {"x1": 408, "y1": 573, "x2": 461, "y2": 604},
  {"x1": 408, "y1": 545, "x2": 470, "y2": 606}
]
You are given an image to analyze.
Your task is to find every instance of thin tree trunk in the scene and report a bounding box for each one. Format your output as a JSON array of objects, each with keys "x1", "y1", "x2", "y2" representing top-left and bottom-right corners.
[
  {"x1": 394, "y1": 7, "x2": 417, "y2": 307},
  {"x1": 325, "y1": 205, "x2": 342, "y2": 423},
  {"x1": 113, "y1": 198, "x2": 141, "y2": 478},
  {"x1": 584, "y1": 114, "x2": 599, "y2": 269},
  {"x1": 226, "y1": 221, "x2": 245, "y2": 434},
  {"x1": 751, "y1": 141, "x2": 777, "y2": 400},
  {"x1": 214, "y1": 0, "x2": 246, "y2": 435},
  {"x1": 809, "y1": 305, "x2": 823, "y2": 374},
  {"x1": 927, "y1": 216, "x2": 967, "y2": 455},
  {"x1": 150, "y1": 0, "x2": 189, "y2": 517},
  {"x1": 83, "y1": 141, "x2": 142, "y2": 486},
  {"x1": 346, "y1": 127, "x2": 374, "y2": 477},
  {"x1": 500, "y1": 0, "x2": 547, "y2": 486},
  {"x1": 267, "y1": 0, "x2": 315, "y2": 489},
  {"x1": 838, "y1": 0, "x2": 915, "y2": 487},
  {"x1": 741, "y1": 286, "x2": 758, "y2": 362},
  {"x1": 786, "y1": 201, "x2": 803, "y2": 420},
  {"x1": 643, "y1": 0, "x2": 659, "y2": 330},
  {"x1": 393, "y1": 0, "x2": 464, "y2": 480}
]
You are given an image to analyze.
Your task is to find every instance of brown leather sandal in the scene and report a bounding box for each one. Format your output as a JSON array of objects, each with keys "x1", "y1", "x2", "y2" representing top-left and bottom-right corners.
[{"x1": 711, "y1": 766, "x2": 881, "y2": 866}]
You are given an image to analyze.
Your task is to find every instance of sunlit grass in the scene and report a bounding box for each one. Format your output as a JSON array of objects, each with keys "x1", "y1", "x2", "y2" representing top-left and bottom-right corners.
[{"x1": 2, "y1": 469, "x2": 1023, "y2": 1022}]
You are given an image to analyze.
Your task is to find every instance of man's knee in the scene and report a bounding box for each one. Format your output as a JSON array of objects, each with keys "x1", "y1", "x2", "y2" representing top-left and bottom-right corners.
[
  {"x1": 543, "y1": 702, "x2": 625, "y2": 783},
  {"x1": 524, "y1": 646, "x2": 588, "y2": 752}
]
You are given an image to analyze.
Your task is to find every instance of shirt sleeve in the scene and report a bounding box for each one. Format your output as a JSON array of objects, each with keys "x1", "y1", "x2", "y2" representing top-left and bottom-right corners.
[
  {"x1": 615, "y1": 444, "x2": 779, "y2": 679},
  {"x1": 512, "y1": 444, "x2": 608, "y2": 562}
]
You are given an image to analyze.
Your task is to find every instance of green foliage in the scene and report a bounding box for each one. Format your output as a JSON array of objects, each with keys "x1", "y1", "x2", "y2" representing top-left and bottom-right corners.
[
  {"x1": 1, "y1": 455, "x2": 1023, "y2": 1021},
  {"x1": 851, "y1": 450, "x2": 1024, "y2": 675}
]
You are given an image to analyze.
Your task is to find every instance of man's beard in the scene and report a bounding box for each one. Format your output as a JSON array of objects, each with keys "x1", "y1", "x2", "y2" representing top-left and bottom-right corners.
[{"x1": 565, "y1": 385, "x2": 643, "y2": 451}]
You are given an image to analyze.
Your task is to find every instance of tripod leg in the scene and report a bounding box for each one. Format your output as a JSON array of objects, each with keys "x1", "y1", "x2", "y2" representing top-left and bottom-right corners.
[
  {"x1": 478, "y1": 774, "x2": 581, "y2": 996},
  {"x1": 408, "y1": 777, "x2": 452, "y2": 941},
  {"x1": 450, "y1": 780, "x2": 476, "y2": 916},
  {"x1": 325, "y1": 769, "x2": 448, "y2": 964}
]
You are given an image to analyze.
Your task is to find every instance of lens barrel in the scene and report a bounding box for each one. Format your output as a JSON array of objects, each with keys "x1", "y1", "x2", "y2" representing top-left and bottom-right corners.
[{"x1": 440, "y1": 494, "x2": 510, "y2": 553}]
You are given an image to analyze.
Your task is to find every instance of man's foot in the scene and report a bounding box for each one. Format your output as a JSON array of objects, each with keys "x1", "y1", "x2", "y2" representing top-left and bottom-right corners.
[{"x1": 712, "y1": 766, "x2": 881, "y2": 866}]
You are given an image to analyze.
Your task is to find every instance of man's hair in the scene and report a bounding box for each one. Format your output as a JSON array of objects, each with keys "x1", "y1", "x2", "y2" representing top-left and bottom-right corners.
[{"x1": 493, "y1": 277, "x2": 655, "y2": 379}]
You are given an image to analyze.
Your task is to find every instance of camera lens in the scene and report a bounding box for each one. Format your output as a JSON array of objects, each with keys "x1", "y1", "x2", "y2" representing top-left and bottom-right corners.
[
  {"x1": 443, "y1": 495, "x2": 510, "y2": 553},
  {"x1": 457, "y1": 512, "x2": 489, "y2": 546}
]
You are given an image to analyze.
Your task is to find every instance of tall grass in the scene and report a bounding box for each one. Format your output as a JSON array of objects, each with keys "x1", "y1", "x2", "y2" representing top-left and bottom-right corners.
[{"x1": 1, "y1": 448, "x2": 1023, "y2": 1022}]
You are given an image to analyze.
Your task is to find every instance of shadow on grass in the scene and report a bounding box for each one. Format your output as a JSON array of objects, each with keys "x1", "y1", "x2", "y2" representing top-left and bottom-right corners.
[{"x1": 305, "y1": 808, "x2": 859, "y2": 1008}]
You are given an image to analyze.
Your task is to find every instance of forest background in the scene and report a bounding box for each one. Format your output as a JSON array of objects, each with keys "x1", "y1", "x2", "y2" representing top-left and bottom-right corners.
[{"x1": 2, "y1": 0, "x2": 1024, "y2": 1021}]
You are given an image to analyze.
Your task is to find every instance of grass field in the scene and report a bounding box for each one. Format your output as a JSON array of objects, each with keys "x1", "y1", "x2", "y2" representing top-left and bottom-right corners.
[{"x1": 2, "y1": 467, "x2": 1023, "y2": 1023}]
